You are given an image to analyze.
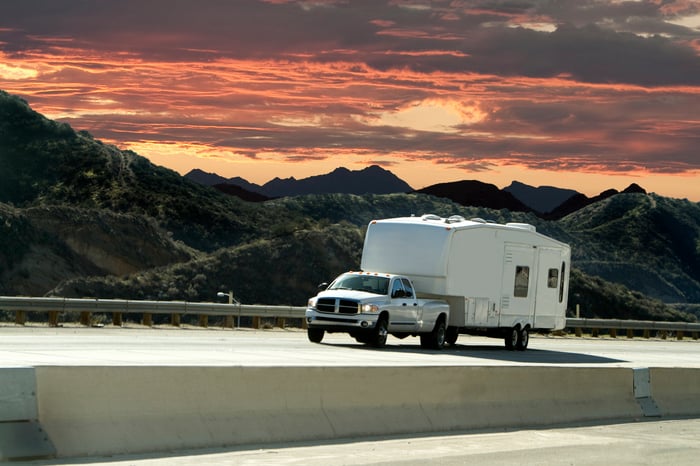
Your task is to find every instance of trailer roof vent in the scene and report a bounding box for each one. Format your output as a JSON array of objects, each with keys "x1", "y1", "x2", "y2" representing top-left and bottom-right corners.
[
  {"x1": 421, "y1": 214, "x2": 442, "y2": 221},
  {"x1": 446, "y1": 215, "x2": 466, "y2": 224},
  {"x1": 470, "y1": 217, "x2": 487, "y2": 223},
  {"x1": 506, "y1": 222, "x2": 536, "y2": 232}
]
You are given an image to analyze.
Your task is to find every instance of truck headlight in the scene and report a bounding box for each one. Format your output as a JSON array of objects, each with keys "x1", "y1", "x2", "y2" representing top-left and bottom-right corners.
[
  {"x1": 307, "y1": 297, "x2": 317, "y2": 308},
  {"x1": 361, "y1": 303, "x2": 379, "y2": 313}
]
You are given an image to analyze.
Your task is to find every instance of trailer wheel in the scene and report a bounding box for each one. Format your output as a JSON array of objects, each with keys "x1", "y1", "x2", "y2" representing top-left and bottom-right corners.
[
  {"x1": 370, "y1": 316, "x2": 388, "y2": 348},
  {"x1": 505, "y1": 326, "x2": 519, "y2": 351},
  {"x1": 516, "y1": 327, "x2": 529, "y2": 351},
  {"x1": 445, "y1": 326, "x2": 459, "y2": 346},
  {"x1": 307, "y1": 328, "x2": 325, "y2": 343},
  {"x1": 420, "y1": 318, "x2": 446, "y2": 350}
]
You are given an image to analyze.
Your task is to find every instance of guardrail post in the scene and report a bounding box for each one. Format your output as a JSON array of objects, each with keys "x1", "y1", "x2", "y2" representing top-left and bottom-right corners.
[
  {"x1": 198, "y1": 314, "x2": 208, "y2": 328},
  {"x1": 277, "y1": 317, "x2": 286, "y2": 329},
  {"x1": 677, "y1": 331, "x2": 684, "y2": 341},
  {"x1": 660, "y1": 330, "x2": 668, "y2": 340},
  {"x1": 143, "y1": 313, "x2": 153, "y2": 327},
  {"x1": 627, "y1": 329, "x2": 634, "y2": 339},
  {"x1": 224, "y1": 315, "x2": 234, "y2": 328},
  {"x1": 591, "y1": 328, "x2": 599, "y2": 337},
  {"x1": 610, "y1": 328, "x2": 617, "y2": 338},
  {"x1": 48, "y1": 311, "x2": 59, "y2": 327},
  {"x1": 112, "y1": 312, "x2": 123, "y2": 326},
  {"x1": 252, "y1": 316, "x2": 261, "y2": 329},
  {"x1": 693, "y1": 332, "x2": 698, "y2": 340},
  {"x1": 15, "y1": 310, "x2": 26, "y2": 325},
  {"x1": 79, "y1": 312, "x2": 91, "y2": 326},
  {"x1": 171, "y1": 314, "x2": 180, "y2": 327},
  {"x1": 575, "y1": 327, "x2": 582, "y2": 337}
]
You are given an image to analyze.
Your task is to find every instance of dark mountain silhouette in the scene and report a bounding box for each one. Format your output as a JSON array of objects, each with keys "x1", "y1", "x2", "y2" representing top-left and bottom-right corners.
[
  {"x1": 504, "y1": 181, "x2": 579, "y2": 214},
  {"x1": 186, "y1": 165, "x2": 413, "y2": 198},
  {"x1": 547, "y1": 183, "x2": 647, "y2": 220},
  {"x1": 185, "y1": 169, "x2": 263, "y2": 193},
  {"x1": 414, "y1": 180, "x2": 532, "y2": 212}
]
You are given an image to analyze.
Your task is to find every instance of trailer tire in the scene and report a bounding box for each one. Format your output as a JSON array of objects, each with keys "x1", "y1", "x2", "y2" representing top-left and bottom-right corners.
[
  {"x1": 516, "y1": 326, "x2": 529, "y2": 351},
  {"x1": 505, "y1": 326, "x2": 519, "y2": 351},
  {"x1": 421, "y1": 318, "x2": 446, "y2": 350},
  {"x1": 370, "y1": 316, "x2": 388, "y2": 348},
  {"x1": 445, "y1": 326, "x2": 459, "y2": 346},
  {"x1": 307, "y1": 328, "x2": 325, "y2": 343}
]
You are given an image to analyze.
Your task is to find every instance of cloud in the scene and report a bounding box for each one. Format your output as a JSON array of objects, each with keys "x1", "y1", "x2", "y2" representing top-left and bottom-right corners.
[{"x1": 1, "y1": 0, "x2": 699, "y2": 191}]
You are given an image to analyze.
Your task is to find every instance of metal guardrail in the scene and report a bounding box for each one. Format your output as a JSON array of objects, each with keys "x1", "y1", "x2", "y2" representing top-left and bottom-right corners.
[
  {"x1": 0, "y1": 296, "x2": 306, "y2": 328},
  {"x1": 566, "y1": 317, "x2": 700, "y2": 340},
  {"x1": 1, "y1": 297, "x2": 698, "y2": 339}
]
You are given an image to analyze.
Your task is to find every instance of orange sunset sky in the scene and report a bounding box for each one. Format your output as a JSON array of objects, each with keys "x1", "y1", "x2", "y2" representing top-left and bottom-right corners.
[{"x1": 1, "y1": 0, "x2": 699, "y2": 201}]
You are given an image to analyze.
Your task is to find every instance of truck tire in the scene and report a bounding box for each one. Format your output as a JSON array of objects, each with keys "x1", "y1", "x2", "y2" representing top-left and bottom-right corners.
[
  {"x1": 370, "y1": 316, "x2": 388, "y2": 348},
  {"x1": 445, "y1": 326, "x2": 459, "y2": 346},
  {"x1": 420, "y1": 318, "x2": 446, "y2": 350},
  {"x1": 516, "y1": 326, "x2": 529, "y2": 351},
  {"x1": 504, "y1": 326, "x2": 519, "y2": 351},
  {"x1": 307, "y1": 328, "x2": 325, "y2": 343}
]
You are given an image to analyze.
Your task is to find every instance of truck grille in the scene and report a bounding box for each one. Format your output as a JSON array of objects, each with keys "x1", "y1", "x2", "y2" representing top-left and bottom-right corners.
[{"x1": 315, "y1": 298, "x2": 359, "y2": 314}]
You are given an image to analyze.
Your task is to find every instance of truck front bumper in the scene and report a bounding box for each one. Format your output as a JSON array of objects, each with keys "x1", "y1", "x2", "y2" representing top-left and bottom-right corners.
[{"x1": 305, "y1": 308, "x2": 380, "y2": 331}]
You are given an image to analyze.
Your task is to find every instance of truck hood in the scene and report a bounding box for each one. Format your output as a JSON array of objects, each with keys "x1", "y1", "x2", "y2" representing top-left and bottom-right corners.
[{"x1": 316, "y1": 289, "x2": 388, "y2": 303}]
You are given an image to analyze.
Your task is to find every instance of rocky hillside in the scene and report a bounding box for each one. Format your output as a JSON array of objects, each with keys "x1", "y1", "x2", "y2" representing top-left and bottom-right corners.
[{"x1": 1, "y1": 90, "x2": 698, "y2": 322}]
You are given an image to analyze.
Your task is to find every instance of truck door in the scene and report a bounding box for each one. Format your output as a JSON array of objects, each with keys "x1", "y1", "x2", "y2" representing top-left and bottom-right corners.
[
  {"x1": 387, "y1": 278, "x2": 419, "y2": 332},
  {"x1": 500, "y1": 244, "x2": 536, "y2": 328}
]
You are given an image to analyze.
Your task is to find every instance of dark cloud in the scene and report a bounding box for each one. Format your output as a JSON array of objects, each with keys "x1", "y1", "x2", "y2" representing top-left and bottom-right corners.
[{"x1": 1, "y1": 0, "x2": 699, "y2": 194}]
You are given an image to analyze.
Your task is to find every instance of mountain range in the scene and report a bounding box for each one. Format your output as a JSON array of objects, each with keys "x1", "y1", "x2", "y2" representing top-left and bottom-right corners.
[
  {"x1": 186, "y1": 167, "x2": 647, "y2": 220},
  {"x1": 185, "y1": 165, "x2": 412, "y2": 198},
  {"x1": 1, "y1": 89, "x2": 699, "y2": 323}
]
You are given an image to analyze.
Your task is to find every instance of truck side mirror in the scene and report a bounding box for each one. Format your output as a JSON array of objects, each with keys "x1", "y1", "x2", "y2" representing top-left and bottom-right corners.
[{"x1": 317, "y1": 282, "x2": 328, "y2": 290}]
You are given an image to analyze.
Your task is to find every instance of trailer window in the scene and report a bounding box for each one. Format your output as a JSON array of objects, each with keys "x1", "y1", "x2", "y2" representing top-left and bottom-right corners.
[
  {"x1": 514, "y1": 266, "x2": 530, "y2": 298},
  {"x1": 548, "y1": 268, "x2": 559, "y2": 288},
  {"x1": 559, "y1": 262, "x2": 566, "y2": 303}
]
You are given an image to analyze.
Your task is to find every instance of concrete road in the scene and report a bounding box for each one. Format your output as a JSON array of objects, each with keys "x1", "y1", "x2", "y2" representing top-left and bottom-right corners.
[
  {"x1": 9, "y1": 418, "x2": 700, "y2": 465},
  {"x1": 0, "y1": 325, "x2": 698, "y2": 368}
]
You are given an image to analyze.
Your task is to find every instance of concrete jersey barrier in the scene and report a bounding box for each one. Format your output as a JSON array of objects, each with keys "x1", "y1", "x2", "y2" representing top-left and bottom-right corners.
[{"x1": 28, "y1": 365, "x2": 683, "y2": 459}]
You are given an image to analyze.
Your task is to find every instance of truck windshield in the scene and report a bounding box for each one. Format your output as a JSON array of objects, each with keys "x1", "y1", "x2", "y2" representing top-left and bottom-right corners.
[{"x1": 328, "y1": 275, "x2": 390, "y2": 295}]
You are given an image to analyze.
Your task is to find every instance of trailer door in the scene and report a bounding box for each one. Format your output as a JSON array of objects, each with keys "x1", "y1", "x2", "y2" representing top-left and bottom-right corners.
[
  {"x1": 534, "y1": 247, "x2": 566, "y2": 329},
  {"x1": 500, "y1": 244, "x2": 536, "y2": 327}
]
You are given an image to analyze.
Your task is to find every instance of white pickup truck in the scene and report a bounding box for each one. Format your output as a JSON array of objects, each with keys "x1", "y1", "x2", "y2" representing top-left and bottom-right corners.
[{"x1": 305, "y1": 271, "x2": 450, "y2": 348}]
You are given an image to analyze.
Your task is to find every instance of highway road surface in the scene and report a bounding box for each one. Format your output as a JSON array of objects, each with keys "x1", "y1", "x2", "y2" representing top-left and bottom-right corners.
[
  {"x1": 0, "y1": 324, "x2": 698, "y2": 368},
  {"x1": 2, "y1": 325, "x2": 699, "y2": 465}
]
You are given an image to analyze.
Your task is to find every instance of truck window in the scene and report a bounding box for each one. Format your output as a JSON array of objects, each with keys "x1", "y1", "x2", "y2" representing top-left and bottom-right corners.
[
  {"x1": 391, "y1": 279, "x2": 405, "y2": 298},
  {"x1": 514, "y1": 266, "x2": 529, "y2": 298},
  {"x1": 548, "y1": 268, "x2": 559, "y2": 288},
  {"x1": 400, "y1": 278, "x2": 414, "y2": 298}
]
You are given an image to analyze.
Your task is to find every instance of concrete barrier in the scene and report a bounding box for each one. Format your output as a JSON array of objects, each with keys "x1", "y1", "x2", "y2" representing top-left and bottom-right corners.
[
  {"x1": 650, "y1": 368, "x2": 700, "y2": 417},
  {"x1": 33, "y1": 366, "x2": 648, "y2": 458}
]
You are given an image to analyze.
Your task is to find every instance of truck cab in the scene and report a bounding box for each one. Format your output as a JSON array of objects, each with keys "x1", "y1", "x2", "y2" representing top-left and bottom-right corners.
[{"x1": 305, "y1": 271, "x2": 449, "y2": 348}]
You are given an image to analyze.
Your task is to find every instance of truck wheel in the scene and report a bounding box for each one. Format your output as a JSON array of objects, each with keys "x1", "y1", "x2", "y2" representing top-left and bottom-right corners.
[
  {"x1": 307, "y1": 328, "x2": 325, "y2": 343},
  {"x1": 370, "y1": 317, "x2": 388, "y2": 348},
  {"x1": 421, "y1": 318, "x2": 446, "y2": 350},
  {"x1": 504, "y1": 327, "x2": 519, "y2": 351},
  {"x1": 445, "y1": 326, "x2": 459, "y2": 346},
  {"x1": 516, "y1": 327, "x2": 529, "y2": 351}
]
